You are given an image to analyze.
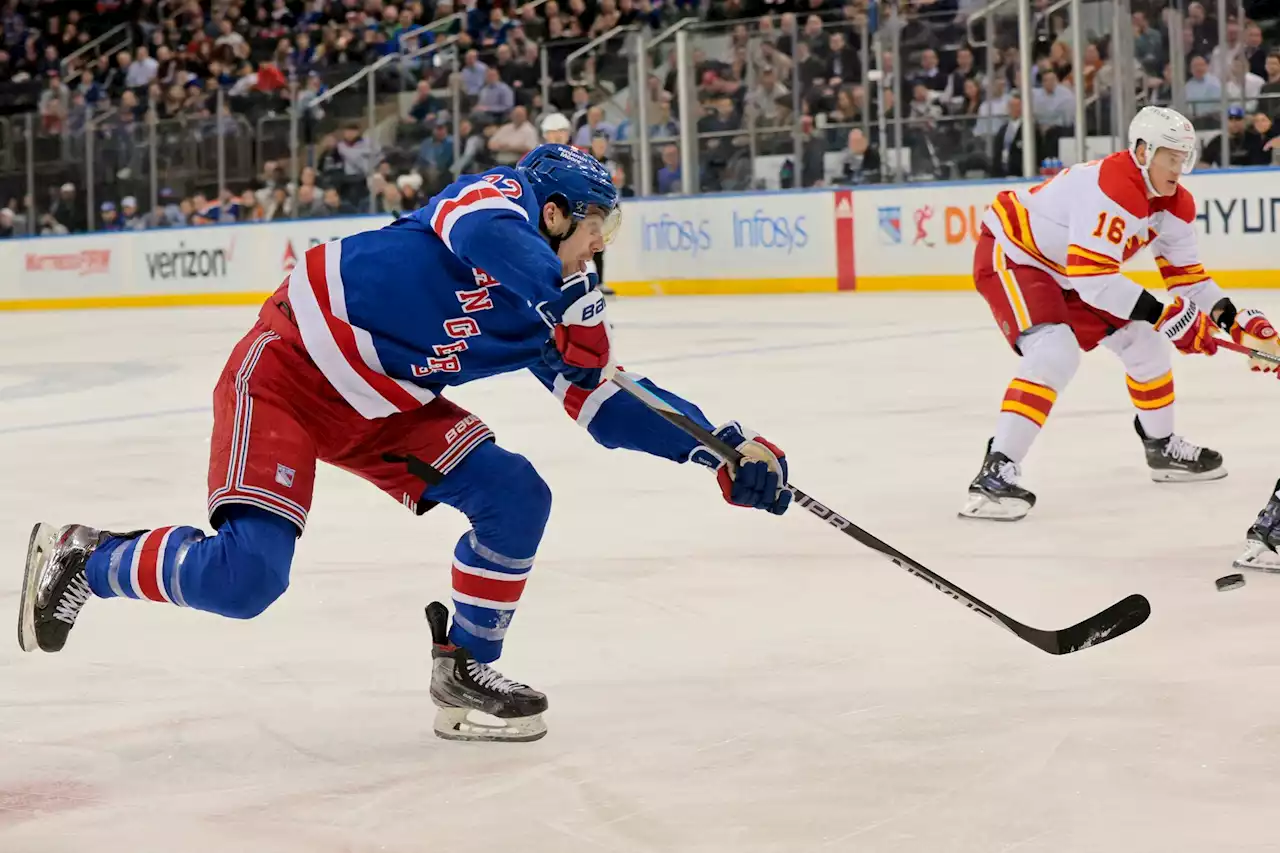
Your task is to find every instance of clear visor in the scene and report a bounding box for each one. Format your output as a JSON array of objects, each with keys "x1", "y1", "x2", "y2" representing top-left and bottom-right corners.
[
  {"x1": 1155, "y1": 144, "x2": 1197, "y2": 174},
  {"x1": 579, "y1": 205, "x2": 622, "y2": 244}
]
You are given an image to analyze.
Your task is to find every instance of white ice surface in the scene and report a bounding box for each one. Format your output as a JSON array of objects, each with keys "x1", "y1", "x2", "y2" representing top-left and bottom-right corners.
[{"x1": 3, "y1": 293, "x2": 1280, "y2": 852}]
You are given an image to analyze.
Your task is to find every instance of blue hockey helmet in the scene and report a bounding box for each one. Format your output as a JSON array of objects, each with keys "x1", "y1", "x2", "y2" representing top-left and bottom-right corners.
[{"x1": 517, "y1": 143, "x2": 620, "y2": 242}]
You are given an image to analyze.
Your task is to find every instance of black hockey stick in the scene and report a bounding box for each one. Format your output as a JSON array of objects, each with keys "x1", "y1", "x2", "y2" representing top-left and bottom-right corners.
[{"x1": 610, "y1": 371, "x2": 1150, "y2": 655}]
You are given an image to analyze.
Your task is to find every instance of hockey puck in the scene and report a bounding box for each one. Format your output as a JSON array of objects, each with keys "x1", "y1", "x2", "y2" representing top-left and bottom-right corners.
[{"x1": 1215, "y1": 573, "x2": 1246, "y2": 592}]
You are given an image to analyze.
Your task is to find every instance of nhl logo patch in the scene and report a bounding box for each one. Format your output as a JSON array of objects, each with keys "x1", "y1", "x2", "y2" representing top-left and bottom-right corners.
[
  {"x1": 275, "y1": 463, "x2": 296, "y2": 488},
  {"x1": 877, "y1": 206, "x2": 902, "y2": 245}
]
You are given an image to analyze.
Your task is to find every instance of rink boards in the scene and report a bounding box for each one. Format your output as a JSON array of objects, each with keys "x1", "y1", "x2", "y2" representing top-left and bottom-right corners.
[{"x1": 4, "y1": 168, "x2": 1280, "y2": 309}]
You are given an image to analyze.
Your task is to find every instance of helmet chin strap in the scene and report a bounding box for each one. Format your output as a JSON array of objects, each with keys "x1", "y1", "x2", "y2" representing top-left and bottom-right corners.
[
  {"x1": 1131, "y1": 146, "x2": 1167, "y2": 197},
  {"x1": 539, "y1": 199, "x2": 579, "y2": 253}
]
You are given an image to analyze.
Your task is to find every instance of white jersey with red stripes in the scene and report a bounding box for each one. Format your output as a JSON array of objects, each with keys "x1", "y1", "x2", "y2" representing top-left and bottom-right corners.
[{"x1": 981, "y1": 151, "x2": 1227, "y2": 319}]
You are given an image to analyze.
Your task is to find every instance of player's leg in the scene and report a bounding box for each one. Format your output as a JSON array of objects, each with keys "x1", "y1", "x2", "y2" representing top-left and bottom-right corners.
[
  {"x1": 1101, "y1": 321, "x2": 1226, "y2": 483},
  {"x1": 962, "y1": 233, "x2": 1080, "y2": 520},
  {"x1": 1234, "y1": 479, "x2": 1280, "y2": 571},
  {"x1": 332, "y1": 401, "x2": 551, "y2": 741},
  {"x1": 18, "y1": 326, "x2": 316, "y2": 653}
]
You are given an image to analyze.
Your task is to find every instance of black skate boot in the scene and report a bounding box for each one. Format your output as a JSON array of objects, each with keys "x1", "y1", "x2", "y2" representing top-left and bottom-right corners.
[
  {"x1": 18, "y1": 523, "x2": 139, "y2": 653},
  {"x1": 1134, "y1": 416, "x2": 1227, "y2": 483},
  {"x1": 425, "y1": 601, "x2": 548, "y2": 742},
  {"x1": 959, "y1": 438, "x2": 1037, "y2": 521},
  {"x1": 1234, "y1": 480, "x2": 1280, "y2": 572}
]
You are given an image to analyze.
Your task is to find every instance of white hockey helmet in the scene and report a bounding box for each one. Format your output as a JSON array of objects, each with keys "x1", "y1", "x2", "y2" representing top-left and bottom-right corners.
[{"x1": 1128, "y1": 106, "x2": 1197, "y2": 194}]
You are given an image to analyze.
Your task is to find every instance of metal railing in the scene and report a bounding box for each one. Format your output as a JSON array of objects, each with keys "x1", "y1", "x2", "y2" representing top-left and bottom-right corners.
[
  {"x1": 60, "y1": 23, "x2": 133, "y2": 74},
  {"x1": 565, "y1": 25, "x2": 638, "y2": 87}
]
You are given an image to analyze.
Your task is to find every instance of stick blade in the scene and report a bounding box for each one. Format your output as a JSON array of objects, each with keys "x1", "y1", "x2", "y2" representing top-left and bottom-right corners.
[{"x1": 1018, "y1": 594, "x2": 1151, "y2": 655}]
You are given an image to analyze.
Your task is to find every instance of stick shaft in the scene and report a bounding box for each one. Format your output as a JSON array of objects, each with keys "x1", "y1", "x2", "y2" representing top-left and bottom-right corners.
[
  {"x1": 1215, "y1": 336, "x2": 1280, "y2": 365},
  {"x1": 608, "y1": 372, "x2": 1019, "y2": 637}
]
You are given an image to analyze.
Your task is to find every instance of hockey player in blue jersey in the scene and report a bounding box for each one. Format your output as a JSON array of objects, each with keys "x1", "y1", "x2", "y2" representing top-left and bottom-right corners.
[{"x1": 19, "y1": 144, "x2": 792, "y2": 742}]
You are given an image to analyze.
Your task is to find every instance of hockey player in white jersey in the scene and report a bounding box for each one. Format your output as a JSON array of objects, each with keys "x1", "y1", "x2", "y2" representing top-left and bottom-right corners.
[{"x1": 961, "y1": 106, "x2": 1280, "y2": 521}]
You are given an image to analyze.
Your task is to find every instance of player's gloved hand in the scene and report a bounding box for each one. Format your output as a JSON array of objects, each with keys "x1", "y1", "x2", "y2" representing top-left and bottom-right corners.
[
  {"x1": 1156, "y1": 296, "x2": 1218, "y2": 355},
  {"x1": 1230, "y1": 308, "x2": 1280, "y2": 374},
  {"x1": 537, "y1": 270, "x2": 611, "y2": 389},
  {"x1": 690, "y1": 422, "x2": 791, "y2": 515}
]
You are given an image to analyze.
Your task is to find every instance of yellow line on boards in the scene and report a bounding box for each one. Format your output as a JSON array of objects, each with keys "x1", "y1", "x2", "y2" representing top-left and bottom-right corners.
[{"x1": 0, "y1": 292, "x2": 272, "y2": 311}]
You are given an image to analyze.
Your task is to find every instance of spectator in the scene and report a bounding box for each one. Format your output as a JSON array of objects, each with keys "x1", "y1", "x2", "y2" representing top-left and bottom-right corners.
[
  {"x1": 264, "y1": 185, "x2": 292, "y2": 220},
  {"x1": 753, "y1": 63, "x2": 793, "y2": 118},
  {"x1": 912, "y1": 48, "x2": 946, "y2": 93},
  {"x1": 656, "y1": 143, "x2": 681, "y2": 194},
  {"x1": 1210, "y1": 17, "x2": 1244, "y2": 82},
  {"x1": 0, "y1": 207, "x2": 13, "y2": 239},
  {"x1": 1032, "y1": 69, "x2": 1075, "y2": 128},
  {"x1": 1186, "y1": 54, "x2": 1223, "y2": 119},
  {"x1": 1258, "y1": 111, "x2": 1280, "y2": 153},
  {"x1": 99, "y1": 201, "x2": 124, "y2": 232},
  {"x1": 824, "y1": 31, "x2": 857, "y2": 82},
  {"x1": 943, "y1": 46, "x2": 979, "y2": 105},
  {"x1": 398, "y1": 173, "x2": 424, "y2": 210},
  {"x1": 1227, "y1": 54, "x2": 1264, "y2": 112},
  {"x1": 120, "y1": 196, "x2": 146, "y2": 230},
  {"x1": 479, "y1": 6, "x2": 510, "y2": 47},
  {"x1": 50, "y1": 182, "x2": 83, "y2": 233},
  {"x1": 509, "y1": 41, "x2": 541, "y2": 93},
  {"x1": 1245, "y1": 20, "x2": 1268, "y2": 79},
  {"x1": 839, "y1": 127, "x2": 881, "y2": 184},
  {"x1": 488, "y1": 104, "x2": 538, "y2": 164},
  {"x1": 567, "y1": 86, "x2": 591, "y2": 131},
  {"x1": 407, "y1": 79, "x2": 441, "y2": 124},
  {"x1": 474, "y1": 66, "x2": 515, "y2": 120},
  {"x1": 1133, "y1": 11, "x2": 1163, "y2": 76},
  {"x1": 125, "y1": 46, "x2": 158, "y2": 89},
  {"x1": 452, "y1": 117, "x2": 485, "y2": 176},
  {"x1": 419, "y1": 122, "x2": 455, "y2": 188},
  {"x1": 991, "y1": 94, "x2": 1031, "y2": 178},
  {"x1": 321, "y1": 186, "x2": 357, "y2": 216},
  {"x1": 573, "y1": 105, "x2": 616, "y2": 148},
  {"x1": 1202, "y1": 105, "x2": 1269, "y2": 166},
  {"x1": 1261, "y1": 52, "x2": 1280, "y2": 112},
  {"x1": 337, "y1": 123, "x2": 379, "y2": 178},
  {"x1": 540, "y1": 112, "x2": 572, "y2": 144},
  {"x1": 295, "y1": 183, "x2": 325, "y2": 217},
  {"x1": 39, "y1": 211, "x2": 69, "y2": 235},
  {"x1": 460, "y1": 49, "x2": 489, "y2": 97}
]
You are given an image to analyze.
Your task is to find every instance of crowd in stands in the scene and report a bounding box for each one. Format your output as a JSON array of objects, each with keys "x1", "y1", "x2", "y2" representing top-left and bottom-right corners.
[{"x1": 3, "y1": 0, "x2": 1280, "y2": 235}]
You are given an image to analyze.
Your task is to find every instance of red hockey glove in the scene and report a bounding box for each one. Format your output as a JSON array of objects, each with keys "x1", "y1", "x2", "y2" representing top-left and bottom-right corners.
[
  {"x1": 1230, "y1": 308, "x2": 1280, "y2": 374},
  {"x1": 1157, "y1": 297, "x2": 1218, "y2": 355}
]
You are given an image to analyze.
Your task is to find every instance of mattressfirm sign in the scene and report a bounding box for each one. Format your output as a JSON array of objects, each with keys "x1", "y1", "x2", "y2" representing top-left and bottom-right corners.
[{"x1": 13, "y1": 235, "x2": 124, "y2": 296}]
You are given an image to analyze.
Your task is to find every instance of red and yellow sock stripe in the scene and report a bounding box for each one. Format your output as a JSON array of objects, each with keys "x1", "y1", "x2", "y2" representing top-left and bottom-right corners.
[
  {"x1": 1127, "y1": 371, "x2": 1174, "y2": 410},
  {"x1": 1001, "y1": 378, "x2": 1057, "y2": 427}
]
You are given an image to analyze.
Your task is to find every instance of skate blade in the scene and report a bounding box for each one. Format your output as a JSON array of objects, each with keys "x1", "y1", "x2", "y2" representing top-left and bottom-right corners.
[
  {"x1": 433, "y1": 707, "x2": 547, "y2": 743},
  {"x1": 1150, "y1": 467, "x2": 1228, "y2": 484},
  {"x1": 1233, "y1": 541, "x2": 1280, "y2": 573},
  {"x1": 957, "y1": 493, "x2": 1030, "y2": 522},
  {"x1": 18, "y1": 523, "x2": 58, "y2": 653}
]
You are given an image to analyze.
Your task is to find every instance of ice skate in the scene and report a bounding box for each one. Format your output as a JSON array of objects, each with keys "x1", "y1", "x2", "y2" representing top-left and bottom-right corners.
[
  {"x1": 18, "y1": 523, "x2": 136, "y2": 653},
  {"x1": 425, "y1": 601, "x2": 548, "y2": 743},
  {"x1": 1134, "y1": 416, "x2": 1226, "y2": 483},
  {"x1": 959, "y1": 439, "x2": 1036, "y2": 521},
  {"x1": 1234, "y1": 480, "x2": 1280, "y2": 572}
]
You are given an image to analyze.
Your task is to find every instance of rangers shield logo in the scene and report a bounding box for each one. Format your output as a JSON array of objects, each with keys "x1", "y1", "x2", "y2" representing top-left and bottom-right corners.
[
  {"x1": 275, "y1": 463, "x2": 296, "y2": 488},
  {"x1": 877, "y1": 206, "x2": 902, "y2": 245}
]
